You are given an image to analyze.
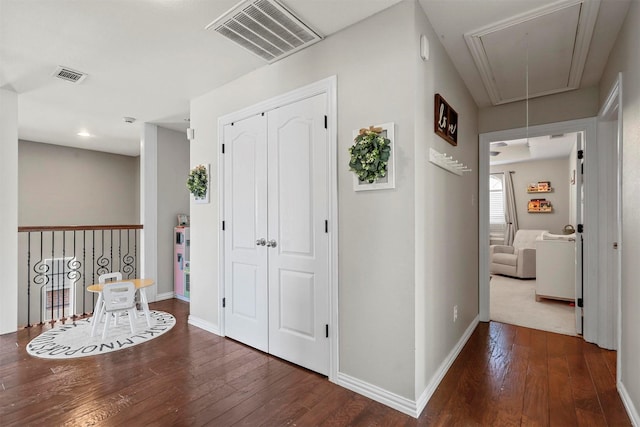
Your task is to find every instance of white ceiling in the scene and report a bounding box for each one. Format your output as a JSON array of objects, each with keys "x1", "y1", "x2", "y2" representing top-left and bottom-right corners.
[
  {"x1": 420, "y1": 0, "x2": 630, "y2": 107},
  {"x1": 0, "y1": 0, "x2": 403, "y2": 156},
  {"x1": 0, "y1": 0, "x2": 631, "y2": 156},
  {"x1": 489, "y1": 133, "x2": 577, "y2": 166}
]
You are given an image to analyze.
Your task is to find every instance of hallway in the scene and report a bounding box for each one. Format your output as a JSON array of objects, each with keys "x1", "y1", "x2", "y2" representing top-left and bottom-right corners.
[{"x1": 0, "y1": 299, "x2": 630, "y2": 425}]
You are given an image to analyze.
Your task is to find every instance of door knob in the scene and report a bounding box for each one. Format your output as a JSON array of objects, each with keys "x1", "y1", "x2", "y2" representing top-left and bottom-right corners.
[
  {"x1": 266, "y1": 239, "x2": 277, "y2": 248},
  {"x1": 255, "y1": 238, "x2": 266, "y2": 246}
]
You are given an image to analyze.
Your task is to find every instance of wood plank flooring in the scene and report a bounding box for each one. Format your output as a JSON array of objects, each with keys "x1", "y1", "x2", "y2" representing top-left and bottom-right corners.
[{"x1": 0, "y1": 299, "x2": 631, "y2": 426}]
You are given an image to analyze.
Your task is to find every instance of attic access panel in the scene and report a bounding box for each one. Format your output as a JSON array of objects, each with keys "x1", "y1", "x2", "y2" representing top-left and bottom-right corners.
[
  {"x1": 464, "y1": 0, "x2": 600, "y2": 105},
  {"x1": 206, "y1": 0, "x2": 323, "y2": 63}
]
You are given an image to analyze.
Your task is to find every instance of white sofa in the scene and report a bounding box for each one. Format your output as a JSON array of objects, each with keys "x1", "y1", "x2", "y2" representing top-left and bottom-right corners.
[{"x1": 490, "y1": 229, "x2": 548, "y2": 279}]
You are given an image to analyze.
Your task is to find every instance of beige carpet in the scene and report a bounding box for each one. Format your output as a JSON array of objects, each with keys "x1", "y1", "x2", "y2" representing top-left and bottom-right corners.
[{"x1": 490, "y1": 275, "x2": 577, "y2": 336}]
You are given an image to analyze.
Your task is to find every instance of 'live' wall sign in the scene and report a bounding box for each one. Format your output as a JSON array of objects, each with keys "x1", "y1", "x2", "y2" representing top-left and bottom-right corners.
[{"x1": 434, "y1": 94, "x2": 458, "y2": 146}]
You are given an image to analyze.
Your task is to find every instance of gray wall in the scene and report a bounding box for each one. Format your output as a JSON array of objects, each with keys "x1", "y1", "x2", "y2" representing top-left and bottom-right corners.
[
  {"x1": 19, "y1": 140, "x2": 139, "y2": 226},
  {"x1": 478, "y1": 86, "x2": 600, "y2": 134},
  {"x1": 491, "y1": 157, "x2": 571, "y2": 234},
  {"x1": 414, "y1": 2, "x2": 479, "y2": 398},
  {"x1": 190, "y1": 0, "x2": 479, "y2": 404},
  {"x1": 599, "y1": 0, "x2": 640, "y2": 419},
  {"x1": 157, "y1": 127, "x2": 190, "y2": 297},
  {"x1": 191, "y1": 1, "x2": 417, "y2": 399},
  {"x1": 17, "y1": 140, "x2": 140, "y2": 326}
]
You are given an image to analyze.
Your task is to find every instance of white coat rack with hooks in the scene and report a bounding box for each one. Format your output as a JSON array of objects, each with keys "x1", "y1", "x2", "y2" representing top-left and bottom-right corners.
[{"x1": 429, "y1": 148, "x2": 472, "y2": 176}]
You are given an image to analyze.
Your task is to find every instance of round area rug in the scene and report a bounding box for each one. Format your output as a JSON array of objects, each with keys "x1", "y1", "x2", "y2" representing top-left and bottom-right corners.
[{"x1": 26, "y1": 310, "x2": 175, "y2": 359}]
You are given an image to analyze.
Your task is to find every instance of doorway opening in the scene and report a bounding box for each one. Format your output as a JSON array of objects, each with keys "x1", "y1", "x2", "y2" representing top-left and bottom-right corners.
[
  {"x1": 478, "y1": 117, "x2": 623, "y2": 349},
  {"x1": 488, "y1": 132, "x2": 580, "y2": 336}
]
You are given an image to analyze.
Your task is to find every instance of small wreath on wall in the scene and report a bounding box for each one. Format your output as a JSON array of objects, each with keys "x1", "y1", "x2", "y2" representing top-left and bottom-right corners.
[
  {"x1": 187, "y1": 164, "x2": 209, "y2": 203},
  {"x1": 348, "y1": 126, "x2": 392, "y2": 184}
]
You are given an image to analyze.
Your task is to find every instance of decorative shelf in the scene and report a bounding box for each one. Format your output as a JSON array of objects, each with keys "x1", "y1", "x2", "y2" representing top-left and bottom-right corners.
[
  {"x1": 528, "y1": 198, "x2": 552, "y2": 213},
  {"x1": 527, "y1": 181, "x2": 552, "y2": 193},
  {"x1": 428, "y1": 148, "x2": 472, "y2": 176}
]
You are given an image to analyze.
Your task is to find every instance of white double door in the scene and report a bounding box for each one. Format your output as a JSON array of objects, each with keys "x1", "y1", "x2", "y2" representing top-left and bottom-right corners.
[{"x1": 223, "y1": 94, "x2": 329, "y2": 375}]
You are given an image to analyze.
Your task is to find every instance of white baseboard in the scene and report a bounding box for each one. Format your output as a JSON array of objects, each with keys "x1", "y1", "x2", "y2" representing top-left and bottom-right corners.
[
  {"x1": 336, "y1": 372, "x2": 418, "y2": 418},
  {"x1": 415, "y1": 315, "x2": 480, "y2": 417},
  {"x1": 155, "y1": 292, "x2": 175, "y2": 301},
  {"x1": 336, "y1": 316, "x2": 480, "y2": 419},
  {"x1": 188, "y1": 315, "x2": 221, "y2": 336},
  {"x1": 619, "y1": 380, "x2": 640, "y2": 426}
]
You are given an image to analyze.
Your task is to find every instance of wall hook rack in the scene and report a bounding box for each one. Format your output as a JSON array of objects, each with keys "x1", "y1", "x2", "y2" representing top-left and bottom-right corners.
[{"x1": 429, "y1": 148, "x2": 472, "y2": 176}]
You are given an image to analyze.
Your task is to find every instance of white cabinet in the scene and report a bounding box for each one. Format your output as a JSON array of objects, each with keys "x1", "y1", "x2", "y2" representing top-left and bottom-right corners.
[{"x1": 535, "y1": 238, "x2": 575, "y2": 301}]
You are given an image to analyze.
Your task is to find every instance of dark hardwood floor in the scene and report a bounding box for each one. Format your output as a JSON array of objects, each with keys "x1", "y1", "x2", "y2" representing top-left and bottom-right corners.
[{"x1": 0, "y1": 299, "x2": 631, "y2": 426}]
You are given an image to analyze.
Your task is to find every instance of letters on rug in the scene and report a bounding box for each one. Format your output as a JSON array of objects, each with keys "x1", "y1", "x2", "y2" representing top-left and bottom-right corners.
[{"x1": 26, "y1": 310, "x2": 176, "y2": 359}]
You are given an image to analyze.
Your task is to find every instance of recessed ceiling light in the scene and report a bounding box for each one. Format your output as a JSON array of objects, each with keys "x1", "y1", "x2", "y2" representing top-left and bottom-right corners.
[
  {"x1": 123, "y1": 117, "x2": 136, "y2": 124},
  {"x1": 77, "y1": 131, "x2": 92, "y2": 137}
]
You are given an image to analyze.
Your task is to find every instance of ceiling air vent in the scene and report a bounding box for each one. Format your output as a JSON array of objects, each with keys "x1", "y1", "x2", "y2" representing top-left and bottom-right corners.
[
  {"x1": 53, "y1": 66, "x2": 87, "y2": 84},
  {"x1": 205, "y1": 0, "x2": 323, "y2": 63}
]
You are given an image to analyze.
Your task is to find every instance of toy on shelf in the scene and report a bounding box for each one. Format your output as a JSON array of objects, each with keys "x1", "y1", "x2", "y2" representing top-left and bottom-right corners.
[
  {"x1": 528, "y1": 181, "x2": 553, "y2": 193},
  {"x1": 528, "y1": 198, "x2": 553, "y2": 213}
]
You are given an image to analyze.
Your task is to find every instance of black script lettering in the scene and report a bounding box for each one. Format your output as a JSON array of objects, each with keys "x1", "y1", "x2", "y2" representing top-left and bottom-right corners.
[
  {"x1": 438, "y1": 103, "x2": 447, "y2": 130},
  {"x1": 117, "y1": 339, "x2": 134, "y2": 348},
  {"x1": 64, "y1": 348, "x2": 85, "y2": 356},
  {"x1": 49, "y1": 345, "x2": 72, "y2": 355},
  {"x1": 100, "y1": 343, "x2": 115, "y2": 351},
  {"x1": 36, "y1": 344, "x2": 62, "y2": 354},
  {"x1": 82, "y1": 345, "x2": 98, "y2": 353}
]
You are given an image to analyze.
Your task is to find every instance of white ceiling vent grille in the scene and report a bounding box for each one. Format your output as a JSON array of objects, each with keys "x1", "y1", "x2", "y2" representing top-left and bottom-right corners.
[
  {"x1": 53, "y1": 66, "x2": 87, "y2": 84},
  {"x1": 206, "y1": 0, "x2": 323, "y2": 63}
]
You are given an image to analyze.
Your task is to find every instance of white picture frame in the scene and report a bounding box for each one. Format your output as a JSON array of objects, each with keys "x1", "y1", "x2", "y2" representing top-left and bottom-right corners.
[
  {"x1": 193, "y1": 163, "x2": 210, "y2": 204},
  {"x1": 352, "y1": 122, "x2": 395, "y2": 191}
]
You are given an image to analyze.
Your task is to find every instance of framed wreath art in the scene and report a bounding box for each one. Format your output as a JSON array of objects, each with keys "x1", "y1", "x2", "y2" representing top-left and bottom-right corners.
[
  {"x1": 349, "y1": 122, "x2": 395, "y2": 191},
  {"x1": 187, "y1": 164, "x2": 209, "y2": 203}
]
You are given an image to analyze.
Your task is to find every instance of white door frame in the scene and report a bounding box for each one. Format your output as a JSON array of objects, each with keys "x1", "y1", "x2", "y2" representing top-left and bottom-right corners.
[
  {"x1": 216, "y1": 76, "x2": 339, "y2": 382},
  {"x1": 598, "y1": 73, "x2": 623, "y2": 378},
  {"x1": 479, "y1": 117, "x2": 601, "y2": 343}
]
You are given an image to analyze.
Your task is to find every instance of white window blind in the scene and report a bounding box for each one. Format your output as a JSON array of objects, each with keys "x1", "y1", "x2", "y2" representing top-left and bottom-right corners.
[{"x1": 489, "y1": 174, "x2": 506, "y2": 225}]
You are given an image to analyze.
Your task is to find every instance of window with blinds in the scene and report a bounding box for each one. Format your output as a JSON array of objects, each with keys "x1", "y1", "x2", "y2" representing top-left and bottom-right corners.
[{"x1": 490, "y1": 174, "x2": 506, "y2": 226}]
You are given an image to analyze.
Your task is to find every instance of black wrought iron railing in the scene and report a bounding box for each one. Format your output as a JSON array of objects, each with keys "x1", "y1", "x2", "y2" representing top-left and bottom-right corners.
[{"x1": 17, "y1": 225, "x2": 143, "y2": 328}]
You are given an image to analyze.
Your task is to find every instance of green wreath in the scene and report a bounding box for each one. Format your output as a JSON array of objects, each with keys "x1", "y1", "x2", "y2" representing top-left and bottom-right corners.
[
  {"x1": 348, "y1": 127, "x2": 391, "y2": 183},
  {"x1": 186, "y1": 165, "x2": 208, "y2": 198}
]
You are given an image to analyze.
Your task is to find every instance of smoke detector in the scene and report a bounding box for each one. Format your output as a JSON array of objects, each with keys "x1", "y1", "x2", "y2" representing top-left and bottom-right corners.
[
  {"x1": 53, "y1": 66, "x2": 87, "y2": 84},
  {"x1": 206, "y1": 0, "x2": 323, "y2": 63},
  {"x1": 123, "y1": 117, "x2": 136, "y2": 124}
]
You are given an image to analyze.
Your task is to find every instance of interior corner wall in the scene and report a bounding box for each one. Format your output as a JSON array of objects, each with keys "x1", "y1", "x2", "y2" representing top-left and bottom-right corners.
[
  {"x1": 414, "y1": 2, "x2": 479, "y2": 399},
  {"x1": 0, "y1": 88, "x2": 18, "y2": 335},
  {"x1": 599, "y1": 1, "x2": 640, "y2": 421},
  {"x1": 18, "y1": 141, "x2": 139, "y2": 226},
  {"x1": 191, "y1": 1, "x2": 417, "y2": 400},
  {"x1": 156, "y1": 127, "x2": 190, "y2": 296},
  {"x1": 478, "y1": 86, "x2": 600, "y2": 134},
  {"x1": 491, "y1": 158, "x2": 571, "y2": 234}
]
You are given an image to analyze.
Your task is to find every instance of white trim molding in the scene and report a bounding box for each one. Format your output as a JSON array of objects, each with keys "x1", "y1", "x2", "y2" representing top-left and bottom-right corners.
[
  {"x1": 155, "y1": 292, "x2": 176, "y2": 301},
  {"x1": 336, "y1": 316, "x2": 479, "y2": 418},
  {"x1": 618, "y1": 381, "x2": 640, "y2": 427},
  {"x1": 336, "y1": 373, "x2": 418, "y2": 418},
  {"x1": 188, "y1": 315, "x2": 221, "y2": 336},
  {"x1": 416, "y1": 316, "x2": 480, "y2": 416}
]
